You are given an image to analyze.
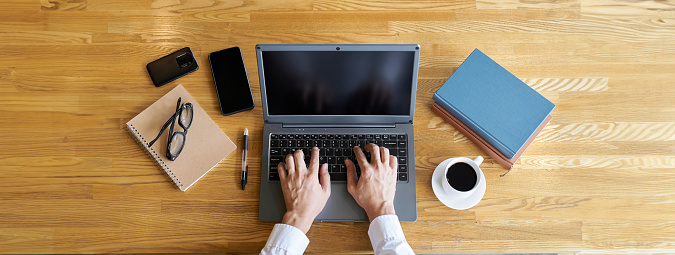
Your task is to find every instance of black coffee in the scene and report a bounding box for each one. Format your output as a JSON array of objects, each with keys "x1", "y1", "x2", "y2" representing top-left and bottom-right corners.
[{"x1": 446, "y1": 162, "x2": 477, "y2": 192}]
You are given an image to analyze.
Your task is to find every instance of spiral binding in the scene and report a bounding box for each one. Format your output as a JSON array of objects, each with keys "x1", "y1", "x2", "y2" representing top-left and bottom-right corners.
[{"x1": 127, "y1": 124, "x2": 184, "y2": 190}]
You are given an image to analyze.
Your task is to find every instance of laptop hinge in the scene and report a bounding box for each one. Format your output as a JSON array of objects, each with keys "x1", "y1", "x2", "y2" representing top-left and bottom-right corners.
[{"x1": 281, "y1": 123, "x2": 397, "y2": 128}]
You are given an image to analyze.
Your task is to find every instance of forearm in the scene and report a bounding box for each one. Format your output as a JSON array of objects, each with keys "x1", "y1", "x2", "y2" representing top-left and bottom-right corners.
[
  {"x1": 282, "y1": 211, "x2": 313, "y2": 234},
  {"x1": 365, "y1": 202, "x2": 396, "y2": 222},
  {"x1": 261, "y1": 224, "x2": 310, "y2": 255},
  {"x1": 368, "y1": 215, "x2": 415, "y2": 255}
]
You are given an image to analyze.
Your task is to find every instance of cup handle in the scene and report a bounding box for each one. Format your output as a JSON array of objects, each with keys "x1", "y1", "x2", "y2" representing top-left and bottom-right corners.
[{"x1": 473, "y1": 156, "x2": 484, "y2": 166}]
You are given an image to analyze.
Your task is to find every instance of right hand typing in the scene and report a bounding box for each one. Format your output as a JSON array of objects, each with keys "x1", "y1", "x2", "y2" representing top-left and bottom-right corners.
[{"x1": 345, "y1": 144, "x2": 398, "y2": 222}]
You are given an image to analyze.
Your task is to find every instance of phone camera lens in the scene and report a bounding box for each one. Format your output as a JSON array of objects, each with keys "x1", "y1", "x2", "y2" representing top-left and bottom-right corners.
[
  {"x1": 336, "y1": 47, "x2": 340, "y2": 50},
  {"x1": 176, "y1": 53, "x2": 194, "y2": 68}
]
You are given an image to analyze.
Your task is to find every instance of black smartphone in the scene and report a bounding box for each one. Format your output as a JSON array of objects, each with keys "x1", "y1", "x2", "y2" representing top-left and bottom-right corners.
[
  {"x1": 208, "y1": 47, "x2": 255, "y2": 115},
  {"x1": 146, "y1": 47, "x2": 199, "y2": 87}
]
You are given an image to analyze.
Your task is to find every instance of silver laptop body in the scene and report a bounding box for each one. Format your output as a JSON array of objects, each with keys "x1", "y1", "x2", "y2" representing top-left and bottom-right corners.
[{"x1": 257, "y1": 44, "x2": 419, "y2": 222}]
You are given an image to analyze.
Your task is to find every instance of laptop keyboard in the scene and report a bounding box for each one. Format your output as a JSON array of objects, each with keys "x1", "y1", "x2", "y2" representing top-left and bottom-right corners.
[{"x1": 268, "y1": 134, "x2": 409, "y2": 182}]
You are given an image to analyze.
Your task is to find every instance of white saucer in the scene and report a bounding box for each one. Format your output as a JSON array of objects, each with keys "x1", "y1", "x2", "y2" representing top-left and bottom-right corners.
[{"x1": 431, "y1": 158, "x2": 486, "y2": 210}]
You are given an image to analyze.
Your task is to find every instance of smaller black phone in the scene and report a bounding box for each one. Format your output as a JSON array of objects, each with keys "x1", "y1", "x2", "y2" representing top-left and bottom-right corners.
[
  {"x1": 146, "y1": 47, "x2": 199, "y2": 87},
  {"x1": 209, "y1": 47, "x2": 255, "y2": 115}
]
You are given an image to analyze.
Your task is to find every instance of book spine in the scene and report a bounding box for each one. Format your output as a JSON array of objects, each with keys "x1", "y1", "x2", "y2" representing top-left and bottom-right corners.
[
  {"x1": 126, "y1": 124, "x2": 184, "y2": 190},
  {"x1": 431, "y1": 103, "x2": 514, "y2": 170},
  {"x1": 432, "y1": 93, "x2": 516, "y2": 158}
]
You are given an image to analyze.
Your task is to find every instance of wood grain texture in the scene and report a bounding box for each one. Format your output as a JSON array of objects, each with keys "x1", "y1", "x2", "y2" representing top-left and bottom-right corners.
[{"x1": 1, "y1": 0, "x2": 674, "y2": 253}]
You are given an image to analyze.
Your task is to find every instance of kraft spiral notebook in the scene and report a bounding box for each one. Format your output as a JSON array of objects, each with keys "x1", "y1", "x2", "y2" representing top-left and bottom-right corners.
[
  {"x1": 126, "y1": 84, "x2": 236, "y2": 191},
  {"x1": 433, "y1": 48, "x2": 555, "y2": 159}
]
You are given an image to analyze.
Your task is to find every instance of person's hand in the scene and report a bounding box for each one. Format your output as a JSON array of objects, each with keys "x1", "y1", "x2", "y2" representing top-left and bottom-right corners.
[
  {"x1": 345, "y1": 144, "x2": 398, "y2": 222},
  {"x1": 278, "y1": 147, "x2": 331, "y2": 233}
]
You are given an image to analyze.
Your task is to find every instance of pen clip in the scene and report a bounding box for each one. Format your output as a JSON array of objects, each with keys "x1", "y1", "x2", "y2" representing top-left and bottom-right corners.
[{"x1": 241, "y1": 166, "x2": 248, "y2": 190}]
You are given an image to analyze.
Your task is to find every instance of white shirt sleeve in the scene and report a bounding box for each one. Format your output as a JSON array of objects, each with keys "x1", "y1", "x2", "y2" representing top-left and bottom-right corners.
[
  {"x1": 260, "y1": 223, "x2": 310, "y2": 255},
  {"x1": 368, "y1": 215, "x2": 416, "y2": 255}
]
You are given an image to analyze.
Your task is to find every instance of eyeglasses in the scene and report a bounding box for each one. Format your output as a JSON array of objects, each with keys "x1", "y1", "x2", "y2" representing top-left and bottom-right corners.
[{"x1": 148, "y1": 97, "x2": 193, "y2": 161}]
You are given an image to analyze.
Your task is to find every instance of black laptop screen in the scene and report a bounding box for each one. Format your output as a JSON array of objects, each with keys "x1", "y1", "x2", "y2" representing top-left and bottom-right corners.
[{"x1": 262, "y1": 51, "x2": 415, "y2": 116}]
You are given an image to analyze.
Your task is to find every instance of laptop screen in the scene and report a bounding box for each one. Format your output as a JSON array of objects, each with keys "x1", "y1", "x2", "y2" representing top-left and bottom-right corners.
[{"x1": 261, "y1": 50, "x2": 415, "y2": 116}]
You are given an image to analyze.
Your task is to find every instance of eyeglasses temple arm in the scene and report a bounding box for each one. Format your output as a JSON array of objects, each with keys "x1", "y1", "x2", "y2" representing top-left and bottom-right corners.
[
  {"x1": 147, "y1": 114, "x2": 176, "y2": 147},
  {"x1": 167, "y1": 99, "x2": 182, "y2": 145},
  {"x1": 148, "y1": 98, "x2": 182, "y2": 147}
]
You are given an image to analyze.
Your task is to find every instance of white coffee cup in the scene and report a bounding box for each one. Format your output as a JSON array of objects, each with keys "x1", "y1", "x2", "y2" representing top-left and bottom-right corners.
[{"x1": 442, "y1": 156, "x2": 484, "y2": 198}]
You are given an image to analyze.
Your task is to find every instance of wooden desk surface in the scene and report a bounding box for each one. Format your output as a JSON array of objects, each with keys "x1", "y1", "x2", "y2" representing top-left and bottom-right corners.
[{"x1": 1, "y1": 0, "x2": 674, "y2": 254}]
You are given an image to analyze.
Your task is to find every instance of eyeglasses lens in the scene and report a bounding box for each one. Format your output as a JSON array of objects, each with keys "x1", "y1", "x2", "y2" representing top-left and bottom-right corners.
[
  {"x1": 180, "y1": 106, "x2": 193, "y2": 128},
  {"x1": 169, "y1": 133, "x2": 185, "y2": 156}
]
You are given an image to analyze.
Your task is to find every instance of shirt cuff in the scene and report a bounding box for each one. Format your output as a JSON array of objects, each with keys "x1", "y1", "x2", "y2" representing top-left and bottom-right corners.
[
  {"x1": 367, "y1": 214, "x2": 406, "y2": 249},
  {"x1": 264, "y1": 223, "x2": 310, "y2": 254}
]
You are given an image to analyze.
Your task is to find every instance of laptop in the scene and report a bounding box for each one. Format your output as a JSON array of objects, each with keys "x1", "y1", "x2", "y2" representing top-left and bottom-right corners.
[{"x1": 257, "y1": 44, "x2": 419, "y2": 222}]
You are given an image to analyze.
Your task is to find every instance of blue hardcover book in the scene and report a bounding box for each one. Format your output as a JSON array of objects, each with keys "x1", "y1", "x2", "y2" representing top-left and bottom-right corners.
[{"x1": 433, "y1": 49, "x2": 555, "y2": 159}]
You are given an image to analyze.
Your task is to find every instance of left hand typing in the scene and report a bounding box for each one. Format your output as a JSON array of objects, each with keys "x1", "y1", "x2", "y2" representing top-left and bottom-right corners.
[{"x1": 278, "y1": 147, "x2": 332, "y2": 233}]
